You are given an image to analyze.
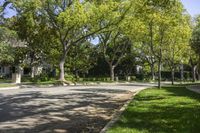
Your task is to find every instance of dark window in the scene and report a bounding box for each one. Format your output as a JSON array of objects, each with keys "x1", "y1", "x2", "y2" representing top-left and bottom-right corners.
[{"x1": 2, "y1": 67, "x2": 5, "y2": 73}]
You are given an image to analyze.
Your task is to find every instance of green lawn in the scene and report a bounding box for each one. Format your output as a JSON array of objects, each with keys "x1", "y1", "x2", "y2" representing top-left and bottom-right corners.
[
  {"x1": 107, "y1": 86, "x2": 200, "y2": 133},
  {"x1": 0, "y1": 84, "x2": 16, "y2": 88},
  {"x1": 0, "y1": 79, "x2": 12, "y2": 83}
]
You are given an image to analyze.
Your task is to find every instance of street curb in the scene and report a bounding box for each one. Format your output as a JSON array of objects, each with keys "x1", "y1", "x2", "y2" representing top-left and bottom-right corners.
[
  {"x1": 0, "y1": 86, "x2": 20, "y2": 91},
  {"x1": 100, "y1": 88, "x2": 146, "y2": 133}
]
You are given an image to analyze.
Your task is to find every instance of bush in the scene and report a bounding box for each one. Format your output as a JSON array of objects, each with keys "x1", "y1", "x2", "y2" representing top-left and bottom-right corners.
[
  {"x1": 130, "y1": 76, "x2": 136, "y2": 81},
  {"x1": 135, "y1": 74, "x2": 144, "y2": 81},
  {"x1": 65, "y1": 74, "x2": 75, "y2": 82}
]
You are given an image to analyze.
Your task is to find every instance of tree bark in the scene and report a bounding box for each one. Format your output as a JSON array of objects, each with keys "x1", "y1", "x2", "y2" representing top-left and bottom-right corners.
[
  {"x1": 31, "y1": 66, "x2": 35, "y2": 78},
  {"x1": 180, "y1": 63, "x2": 184, "y2": 84},
  {"x1": 59, "y1": 59, "x2": 65, "y2": 81},
  {"x1": 59, "y1": 41, "x2": 68, "y2": 82},
  {"x1": 150, "y1": 63, "x2": 155, "y2": 81},
  {"x1": 171, "y1": 68, "x2": 175, "y2": 85},
  {"x1": 12, "y1": 66, "x2": 22, "y2": 84},
  {"x1": 75, "y1": 70, "x2": 79, "y2": 79},
  {"x1": 109, "y1": 64, "x2": 115, "y2": 81},
  {"x1": 158, "y1": 58, "x2": 162, "y2": 89},
  {"x1": 59, "y1": 50, "x2": 67, "y2": 81},
  {"x1": 197, "y1": 69, "x2": 200, "y2": 81},
  {"x1": 192, "y1": 65, "x2": 197, "y2": 82}
]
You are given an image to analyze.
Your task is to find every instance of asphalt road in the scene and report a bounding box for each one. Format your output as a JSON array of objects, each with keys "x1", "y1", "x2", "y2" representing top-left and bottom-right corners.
[{"x1": 0, "y1": 83, "x2": 154, "y2": 133}]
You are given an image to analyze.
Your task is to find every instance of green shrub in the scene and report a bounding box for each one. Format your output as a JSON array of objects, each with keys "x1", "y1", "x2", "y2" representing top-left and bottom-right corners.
[
  {"x1": 65, "y1": 74, "x2": 75, "y2": 82},
  {"x1": 130, "y1": 76, "x2": 136, "y2": 81},
  {"x1": 136, "y1": 74, "x2": 144, "y2": 80}
]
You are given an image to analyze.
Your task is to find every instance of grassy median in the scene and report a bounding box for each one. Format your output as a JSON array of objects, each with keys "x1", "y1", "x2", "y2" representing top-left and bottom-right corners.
[{"x1": 107, "y1": 86, "x2": 200, "y2": 133}]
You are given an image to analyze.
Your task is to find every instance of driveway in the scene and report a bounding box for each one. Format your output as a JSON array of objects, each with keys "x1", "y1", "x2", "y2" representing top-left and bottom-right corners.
[{"x1": 0, "y1": 83, "x2": 154, "y2": 133}]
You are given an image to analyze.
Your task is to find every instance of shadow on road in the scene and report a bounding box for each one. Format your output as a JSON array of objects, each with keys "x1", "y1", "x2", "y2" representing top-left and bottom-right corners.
[{"x1": 0, "y1": 88, "x2": 132, "y2": 133}]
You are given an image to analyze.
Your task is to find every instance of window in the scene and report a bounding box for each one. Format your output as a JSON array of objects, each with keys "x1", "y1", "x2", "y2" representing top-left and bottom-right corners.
[{"x1": 2, "y1": 67, "x2": 5, "y2": 73}]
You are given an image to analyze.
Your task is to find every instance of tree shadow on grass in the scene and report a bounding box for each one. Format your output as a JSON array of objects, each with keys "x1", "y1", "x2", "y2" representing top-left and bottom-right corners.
[
  {"x1": 111, "y1": 86, "x2": 200, "y2": 133},
  {"x1": 0, "y1": 88, "x2": 131, "y2": 133}
]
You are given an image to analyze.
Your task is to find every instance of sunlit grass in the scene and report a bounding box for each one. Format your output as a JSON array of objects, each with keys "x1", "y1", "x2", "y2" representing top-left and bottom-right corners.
[
  {"x1": 0, "y1": 84, "x2": 16, "y2": 88},
  {"x1": 107, "y1": 86, "x2": 200, "y2": 133}
]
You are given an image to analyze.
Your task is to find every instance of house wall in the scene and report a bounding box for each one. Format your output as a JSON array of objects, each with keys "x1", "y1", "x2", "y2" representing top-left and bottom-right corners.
[
  {"x1": 0, "y1": 66, "x2": 11, "y2": 77},
  {"x1": 0, "y1": 65, "x2": 44, "y2": 78}
]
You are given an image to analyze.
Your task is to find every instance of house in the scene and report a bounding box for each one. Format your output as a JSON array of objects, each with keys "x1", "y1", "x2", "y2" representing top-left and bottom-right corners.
[
  {"x1": 0, "y1": 66, "x2": 11, "y2": 78},
  {"x1": 0, "y1": 64, "x2": 47, "y2": 79}
]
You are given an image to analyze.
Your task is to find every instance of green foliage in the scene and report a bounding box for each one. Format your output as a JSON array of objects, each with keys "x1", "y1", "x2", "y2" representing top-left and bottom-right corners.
[
  {"x1": 0, "y1": 26, "x2": 23, "y2": 65},
  {"x1": 65, "y1": 74, "x2": 75, "y2": 82},
  {"x1": 0, "y1": 0, "x2": 196, "y2": 83},
  {"x1": 163, "y1": 14, "x2": 192, "y2": 68},
  {"x1": 67, "y1": 42, "x2": 97, "y2": 76},
  {"x1": 191, "y1": 15, "x2": 200, "y2": 55},
  {"x1": 0, "y1": 42, "x2": 14, "y2": 64}
]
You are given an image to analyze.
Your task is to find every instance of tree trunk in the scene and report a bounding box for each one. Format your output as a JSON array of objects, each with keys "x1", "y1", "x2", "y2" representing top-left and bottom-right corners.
[
  {"x1": 52, "y1": 68, "x2": 56, "y2": 78},
  {"x1": 192, "y1": 65, "x2": 197, "y2": 82},
  {"x1": 180, "y1": 63, "x2": 184, "y2": 84},
  {"x1": 110, "y1": 65, "x2": 115, "y2": 81},
  {"x1": 12, "y1": 66, "x2": 22, "y2": 84},
  {"x1": 75, "y1": 70, "x2": 79, "y2": 80},
  {"x1": 150, "y1": 64, "x2": 155, "y2": 81},
  {"x1": 197, "y1": 69, "x2": 200, "y2": 81},
  {"x1": 171, "y1": 68, "x2": 175, "y2": 85},
  {"x1": 31, "y1": 66, "x2": 35, "y2": 78},
  {"x1": 59, "y1": 59, "x2": 65, "y2": 81},
  {"x1": 59, "y1": 42, "x2": 68, "y2": 82},
  {"x1": 158, "y1": 58, "x2": 162, "y2": 89}
]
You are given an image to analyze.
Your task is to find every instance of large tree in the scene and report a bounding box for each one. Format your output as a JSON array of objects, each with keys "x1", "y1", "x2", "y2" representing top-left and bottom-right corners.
[
  {"x1": 98, "y1": 31, "x2": 131, "y2": 81},
  {"x1": 4, "y1": 0, "x2": 130, "y2": 83},
  {"x1": 67, "y1": 41, "x2": 96, "y2": 79},
  {"x1": 191, "y1": 15, "x2": 200, "y2": 80},
  {"x1": 188, "y1": 48, "x2": 199, "y2": 82},
  {"x1": 141, "y1": 0, "x2": 186, "y2": 88},
  {"x1": 163, "y1": 14, "x2": 192, "y2": 85}
]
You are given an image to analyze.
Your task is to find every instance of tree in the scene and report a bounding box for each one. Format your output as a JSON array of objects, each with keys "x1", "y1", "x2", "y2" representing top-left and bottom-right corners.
[
  {"x1": 141, "y1": 0, "x2": 186, "y2": 88},
  {"x1": 5, "y1": 0, "x2": 130, "y2": 83},
  {"x1": 67, "y1": 41, "x2": 96, "y2": 79},
  {"x1": 0, "y1": 24, "x2": 27, "y2": 83},
  {"x1": 0, "y1": 26, "x2": 14, "y2": 64},
  {"x1": 135, "y1": 42, "x2": 156, "y2": 81},
  {"x1": 98, "y1": 31, "x2": 131, "y2": 81},
  {"x1": 116, "y1": 50, "x2": 137, "y2": 78},
  {"x1": 13, "y1": 11, "x2": 49, "y2": 78},
  {"x1": 163, "y1": 14, "x2": 192, "y2": 85},
  {"x1": 0, "y1": 43, "x2": 14, "y2": 65},
  {"x1": 191, "y1": 15, "x2": 200, "y2": 80},
  {"x1": 96, "y1": 0, "x2": 149, "y2": 81},
  {"x1": 188, "y1": 48, "x2": 199, "y2": 82}
]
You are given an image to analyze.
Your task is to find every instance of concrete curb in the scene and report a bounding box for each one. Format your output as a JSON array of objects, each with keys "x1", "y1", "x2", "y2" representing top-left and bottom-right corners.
[
  {"x1": 100, "y1": 88, "x2": 146, "y2": 133},
  {"x1": 0, "y1": 86, "x2": 20, "y2": 91}
]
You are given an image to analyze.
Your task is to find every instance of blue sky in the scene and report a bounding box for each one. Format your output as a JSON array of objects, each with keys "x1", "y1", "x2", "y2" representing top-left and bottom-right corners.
[
  {"x1": 181, "y1": 0, "x2": 200, "y2": 17},
  {"x1": 1, "y1": 0, "x2": 200, "y2": 18}
]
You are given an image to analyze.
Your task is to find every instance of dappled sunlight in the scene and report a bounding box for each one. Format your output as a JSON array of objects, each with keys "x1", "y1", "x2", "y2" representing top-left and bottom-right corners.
[{"x1": 0, "y1": 87, "x2": 134, "y2": 133}]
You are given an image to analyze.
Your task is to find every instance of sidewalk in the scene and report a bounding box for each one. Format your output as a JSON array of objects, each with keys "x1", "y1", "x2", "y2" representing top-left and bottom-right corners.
[{"x1": 187, "y1": 85, "x2": 200, "y2": 94}]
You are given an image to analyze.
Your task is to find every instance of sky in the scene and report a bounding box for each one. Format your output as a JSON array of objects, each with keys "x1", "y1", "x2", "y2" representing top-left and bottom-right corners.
[{"x1": 181, "y1": 0, "x2": 200, "y2": 17}]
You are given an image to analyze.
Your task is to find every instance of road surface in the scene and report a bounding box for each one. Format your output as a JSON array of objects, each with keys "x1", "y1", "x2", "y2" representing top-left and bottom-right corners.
[{"x1": 0, "y1": 83, "x2": 154, "y2": 133}]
